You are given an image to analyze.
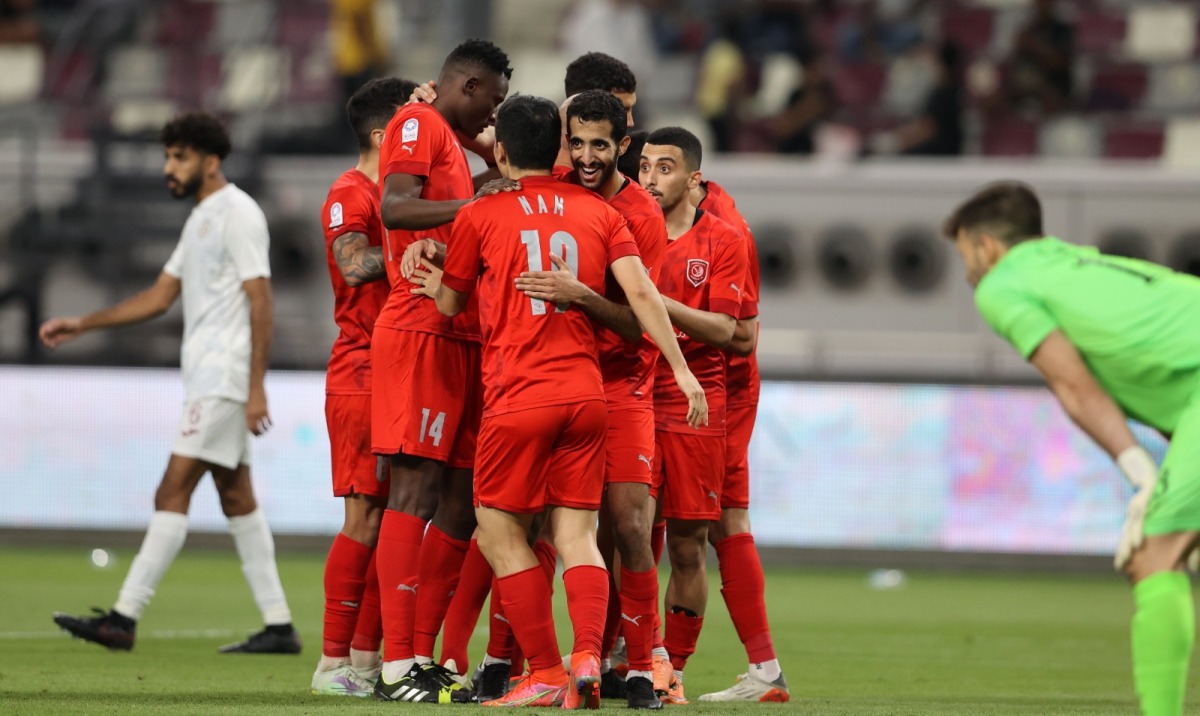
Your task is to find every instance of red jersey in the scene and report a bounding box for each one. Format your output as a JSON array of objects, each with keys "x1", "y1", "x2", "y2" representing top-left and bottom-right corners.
[
  {"x1": 440, "y1": 175, "x2": 641, "y2": 418},
  {"x1": 322, "y1": 169, "x2": 390, "y2": 395},
  {"x1": 700, "y1": 180, "x2": 760, "y2": 408},
  {"x1": 653, "y1": 209, "x2": 747, "y2": 435},
  {"x1": 376, "y1": 102, "x2": 478, "y2": 340}
]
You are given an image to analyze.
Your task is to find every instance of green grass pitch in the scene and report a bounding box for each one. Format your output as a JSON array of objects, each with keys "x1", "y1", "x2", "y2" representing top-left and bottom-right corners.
[{"x1": 0, "y1": 544, "x2": 1196, "y2": 714}]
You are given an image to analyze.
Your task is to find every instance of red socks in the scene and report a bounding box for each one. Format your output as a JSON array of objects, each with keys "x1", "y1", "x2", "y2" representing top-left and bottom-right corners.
[
  {"x1": 533, "y1": 539, "x2": 557, "y2": 583},
  {"x1": 618, "y1": 566, "x2": 658, "y2": 672},
  {"x1": 352, "y1": 549, "x2": 382, "y2": 653},
  {"x1": 601, "y1": 568, "x2": 622, "y2": 659},
  {"x1": 486, "y1": 575, "x2": 514, "y2": 660},
  {"x1": 663, "y1": 609, "x2": 703, "y2": 672},
  {"x1": 438, "y1": 538, "x2": 493, "y2": 671},
  {"x1": 715, "y1": 533, "x2": 776, "y2": 663},
  {"x1": 564, "y1": 565, "x2": 609, "y2": 655},
  {"x1": 377, "y1": 509, "x2": 425, "y2": 662},
  {"x1": 322, "y1": 533, "x2": 372, "y2": 658},
  {"x1": 413, "y1": 525, "x2": 469, "y2": 659},
  {"x1": 498, "y1": 566, "x2": 566, "y2": 678},
  {"x1": 650, "y1": 520, "x2": 666, "y2": 565}
]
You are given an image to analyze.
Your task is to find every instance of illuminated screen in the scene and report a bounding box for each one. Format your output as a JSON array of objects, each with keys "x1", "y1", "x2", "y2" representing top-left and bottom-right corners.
[{"x1": 0, "y1": 367, "x2": 1164, "y2": 555}]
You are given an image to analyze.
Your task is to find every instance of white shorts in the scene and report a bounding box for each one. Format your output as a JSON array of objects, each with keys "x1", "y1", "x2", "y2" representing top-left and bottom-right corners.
[{"x1": 172, "y1": 397, "x2": 251, "y2": 470}]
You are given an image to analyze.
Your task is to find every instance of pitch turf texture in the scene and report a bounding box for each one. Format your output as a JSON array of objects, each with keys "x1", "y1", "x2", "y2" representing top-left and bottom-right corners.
[{"x1": 1, "y1": 546, "x2": 1197, "y2": 714}]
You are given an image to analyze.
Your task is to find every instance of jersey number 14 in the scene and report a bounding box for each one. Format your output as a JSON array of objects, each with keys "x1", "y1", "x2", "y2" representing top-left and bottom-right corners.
[{"x1": 520, "y1": 229, "x2": 579, "y2": 315}]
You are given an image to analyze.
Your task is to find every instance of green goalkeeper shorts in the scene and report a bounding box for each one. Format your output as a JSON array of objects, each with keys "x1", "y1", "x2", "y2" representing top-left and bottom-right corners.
[{"x1": 1145, "y1": 392, "x2": 1200, "y2": 536}]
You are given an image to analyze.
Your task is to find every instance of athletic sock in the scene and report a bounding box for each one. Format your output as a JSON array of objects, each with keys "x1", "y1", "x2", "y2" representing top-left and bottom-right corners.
[
  {"x1": 715, "y1": 534, "x2": 777, "y2": 665},
  {"x1": 619, "y1": 566, "x2": 659, "y2": 672},
  {"x1": 351, "y1": 550, "x2": 382, "y2": 654},
  {"x1": 601, "y1": 568, "x2": 622, "y2": 659},
  {"x1": 533, "y1": 539, "x2": 558, "y2": 584},
  {"x1": 376, "y1": 509, "x2": 426, "y2": 664},
  {"x1": 486, "y1": 576, "x2": 514, "y2": 660},
  {"x1": 564, "y1": 565, "x2": 609, "y2": 655},
  {"x1": 113, "y1": 510, "x2": 189, "y2": 620},
  {"x1": 413, "y1": 525, "x2": 469, "y2": 660},
  {"x1": 498, "y1": 566, "x2": 567, "y2": 679},
  {"x1": 663, "y1": 609, "x2": 703, "y2": 672},
  {"x1": 1132, "y1": 571, "x2": 1194, "y2": 716},
  {"x1": 227, "y1": 508, "x2": 292, "y2": 625},
  {"x1": 439, "y1": 538, "x2": 493, "y2": 672},
  {"x1": 322, "y1": 533, "x2": 372, "y2": 658}
]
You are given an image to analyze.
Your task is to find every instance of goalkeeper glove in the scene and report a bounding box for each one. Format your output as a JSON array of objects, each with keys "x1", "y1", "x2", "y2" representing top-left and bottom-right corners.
[{"x1": 1114, "y1": 445, "x2": 1158, "y2": 570}]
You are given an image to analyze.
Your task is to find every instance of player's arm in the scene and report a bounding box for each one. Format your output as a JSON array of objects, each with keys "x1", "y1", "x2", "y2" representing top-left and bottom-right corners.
[
  {"x1": 514, "y1": 254, "x2": 643, "y2": 343},
  {"x1": 410, "y1": 258, "x2": 468, "y2": 317},
  {"x1": 39, "y1": 272, "x2": 181, "y2": 348},
  {"x1": 728, "y1": 317, "x2": 758, "y2": 357},
  {"x1": 332, "y1": 232, "x2": 386, "y2": 286},
  {"x1": 662, "y1": 296, "x2": 736, "y2": 349},
  {"x1": 381, "y1": 173, "x2": 470, "y2": 230},
  {"x1": 611, "y1": 255, "x2": 708, "y2": 428},
  {"x1": 243, "y1": 277, "x2": 273, "y2": 436}
]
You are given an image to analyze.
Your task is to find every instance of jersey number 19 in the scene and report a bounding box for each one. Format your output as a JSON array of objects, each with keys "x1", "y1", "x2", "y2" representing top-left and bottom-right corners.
[{"x1": 520, "y1": 230, "x2": 579, "y2": 315}]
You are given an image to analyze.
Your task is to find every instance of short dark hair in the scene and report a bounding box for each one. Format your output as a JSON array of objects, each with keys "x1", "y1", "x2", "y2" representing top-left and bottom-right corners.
[
  {"x1": 443, "y1": 38, "x2": 513, "y2": 80},
  {"x1": 160, "y1": 111, "x2": 231, "y2": 159},
  {"x1": 943, "y1": 181, "x2": 1044, "y2": 245},
  {"x1": 564, "y1": 52, "x2": 636, "y2": 97},
  {"x1": 645, "y1": 126, "x2": 702, "y2": 171},
  {"x1": 495, "y1": 95, "x2": 561, "y2": 171},
  {"x1": 618, "y1": 129, "x2": 648, "y2": 178},
  {"x1": 566, "y1": 89, "x2": 627, "y2": 143},
  {"x1": 347, "y1": 77, "x2": 418, "y2": 150}
]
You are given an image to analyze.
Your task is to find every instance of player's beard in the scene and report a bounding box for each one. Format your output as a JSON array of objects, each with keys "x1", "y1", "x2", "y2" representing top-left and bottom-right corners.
[
  {"x1": 166, "y1": 173, "x2": 202, "y2": 200},
  {"x1": 577, "y1": 160, "x2": 614, "y2": 191}
]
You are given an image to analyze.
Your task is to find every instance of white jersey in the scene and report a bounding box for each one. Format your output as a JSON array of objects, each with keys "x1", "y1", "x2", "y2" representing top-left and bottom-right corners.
[{"x1": 163, "y1": 183, "x2": 271, "y2": 402}]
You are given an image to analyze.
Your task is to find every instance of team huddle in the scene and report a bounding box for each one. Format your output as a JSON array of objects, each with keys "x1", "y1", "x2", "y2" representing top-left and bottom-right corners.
[{"x1": 314, "y1": 40, "x2": 785, "y2": 708}]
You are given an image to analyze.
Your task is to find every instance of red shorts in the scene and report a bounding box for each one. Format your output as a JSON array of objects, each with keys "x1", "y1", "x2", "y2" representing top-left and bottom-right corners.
[
  {"x1": 722, "y1": 402, "x2": 758, "y2": 509},
  {"x1": 326, "y1": 393, "x2": 389, "y2": 498},
  {"x1": 605, "y1": 405, "x2": 655, "y2": 485},
  {"x1": 370, "y1": 327, "x2": 481, "y2": 469},
  {"x1": 653, "y1": 429, "x2": 724, "y2": 521},
  {"x1": 475, "y1": 400, "x2": 607, "y2": 514}
]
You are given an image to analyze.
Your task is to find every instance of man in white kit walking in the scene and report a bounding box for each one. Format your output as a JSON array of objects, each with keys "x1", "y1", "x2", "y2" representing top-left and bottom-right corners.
[{"x1": 41, "y1": 112, "x2": 300, "y2": 654}]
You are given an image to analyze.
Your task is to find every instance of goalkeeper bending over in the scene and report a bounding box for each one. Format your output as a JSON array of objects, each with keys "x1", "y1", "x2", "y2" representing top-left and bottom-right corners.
[{"x1": 946, "y1": 181, "x2": 1198, "y2": 716}]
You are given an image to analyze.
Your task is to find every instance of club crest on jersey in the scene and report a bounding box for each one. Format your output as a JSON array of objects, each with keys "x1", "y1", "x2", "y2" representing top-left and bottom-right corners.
[
  {"x1": 329, "y1": 202, "x2": 344, "y2": 228},
  {"x1": 402, "y1": 118, "x2": 418, "y2": 143},
  {"x1": 686, "y1": 258, "x2": 709, "y2": 287}
]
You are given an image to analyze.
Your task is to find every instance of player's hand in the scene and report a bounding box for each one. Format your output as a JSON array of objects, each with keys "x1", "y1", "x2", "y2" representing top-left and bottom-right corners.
[
  {"x1": 246, "y1": 388, "x2": 272, "y2": 436},
  {"x1": 401, "y1": 239, "x2": 444, "y2": 279},
  {"x1": 459, "y1": 125, "x2": 496, "y2": 161},
  {"x1": 39, "y1": 316, "x2": 84, "y2": 349},
  {"x1": 514, "y1": 254, "x2": 587, "y2": 308},
  {"x1": 409, "y1": 80, "x2": 437, "y2": 104},
  {"x1": 1114, "y1": 445, "x2": 1159, "y2": 570},
  {"x1": 409, "y1": 258, "x2": 444, "y2": 299},
  {"x1": 475, "y1": 177, "x2": 520, "y2": 198},
  {"x1": 673, "y1": 368, "x2": 708, "y2": 429}
]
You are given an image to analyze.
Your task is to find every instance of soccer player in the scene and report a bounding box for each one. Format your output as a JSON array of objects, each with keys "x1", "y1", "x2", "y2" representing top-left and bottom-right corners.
[
  {"x1": 370, "y1": 39, "x2": 510, "y2": 702},
  {"x1": 410, "y1": 94, "x2": 706, "y2": 708},
  {"x1": 43, "y1": 112, "x2": 299, "y2": 655},
  {"x1": 945, "y1": 182, "x2": 1200, "y2": 716},
  {"x1": 639, "y1": 127, "x2": 749, "y2": 705},
  {"x1": 512, "y1": 89, "x2": 668, "y2": 710},
  {"x1": 312, "y1": 77, "x2": 416, "y2": 697},
  {"x1": 690, "y1": 179, "x2": 790, "y2": 702},
  {"x1": 565, "y1": 51, "x2": 638, "y2": 127}
]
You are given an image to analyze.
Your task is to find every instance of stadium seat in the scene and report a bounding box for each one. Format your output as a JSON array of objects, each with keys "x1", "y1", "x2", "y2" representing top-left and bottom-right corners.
[
  {"x1": 831, "y1": 63, "x2": 886, "y2": 111},
  {"x1": 1145, "y1": 62, "x2": 1200, "y2": 112},
  {"x1": 1163, "y1": 118, "x2": 1200, "y2": 168},
  {"x1": 211, "y1": 0, "x2": 277, "y2": 50},
  {"x1": 111, "y1": 99, "x2": 178, "y2": 135},
  {"x1": 981, "y1": 118, "x2": 1038, "y2": 157},
  {"x1": 165, "y1": 51, "x2": 222, "y2": 107},
  {"x1": 1087, "y1": 63, "x2": 1148, "y2": 111},
  {"x1": 495, "y1": 0, "x2": 573, "y2": 50},
  {"x1": 277, "y1": 1, "x2": 329, "y2": 49},
  {"x1": 287, "y1": 44, "x2": 336, "y2": 105},
  {"x1": 1038, "y1": 116, "x2": 1102, "y2": 158},
  {"x1": 103, "y1": 46, "x2": 166, "y2": 102},
  {"x1": 1126, "y1": 4, "x2": 1195, "y2": 63},
  {"x1": 155, "y1": 1, "x2": 215, "y2": 47},
  {"x1": 0, "y1": 45, "x2": 43, "y2": 104},
  {"x1": 1103, "y1": 122, "x2": 1165, "y2": 159},
  {"x1": 1075, "y1": 12, "x2": 1127, "y2": 55},
  {"x1": 219, "y1": 47, "x2": 290, "y2": 112},
  {"x1": 883, "y1": 52, "x2": 937, "y2": 117},
  {"x1": 941, "y1": 7, "x2": 995, "y2": 56}
]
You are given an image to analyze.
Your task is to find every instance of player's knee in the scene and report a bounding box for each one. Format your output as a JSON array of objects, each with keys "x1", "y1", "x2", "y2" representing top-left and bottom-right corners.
[
  {"x1": 153, "y1": 483, "x2": 189, "y2": 512},
  {"x1": 709, "y1": 509, "x2": 751, "y2": 544},
  {"x1": 667, "y1": 530, "x2": 708, "y2": 572}
]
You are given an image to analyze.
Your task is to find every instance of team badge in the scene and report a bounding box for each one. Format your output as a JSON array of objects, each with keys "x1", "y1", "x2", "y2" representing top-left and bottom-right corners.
[
  {"x1": 402, "y1": 118, "x2": 419, "y2": 143},
  {"x1": 686, "y1": 258, "x2": 709, "y2": 287},
  {"x1": 329, "y1": 202, "x2": 344, "y2": 229}
]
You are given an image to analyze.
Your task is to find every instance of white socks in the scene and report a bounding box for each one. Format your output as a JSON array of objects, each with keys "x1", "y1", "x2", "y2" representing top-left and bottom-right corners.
[
  {"x1": 382, "y1": 658, "x2": 416, "y2": 684},
  {"x1": 752, "y1": 658, "x2": 782, "y2": 682},
  {"x1": 114, "y1": 511, "x2": 189, "y2": 620},
  {"x1": 227, "y1": 509, "x2": 292, "y2": 626}
]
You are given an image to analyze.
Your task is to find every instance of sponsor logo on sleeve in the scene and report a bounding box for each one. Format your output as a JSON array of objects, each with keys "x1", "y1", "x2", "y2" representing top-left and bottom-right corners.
[
  {"x1": 329, "y1": 202, "x2": 344, "y2": 229},
  {"x1": 402, "y1": 118, "x2": 419, "y2": 143}
]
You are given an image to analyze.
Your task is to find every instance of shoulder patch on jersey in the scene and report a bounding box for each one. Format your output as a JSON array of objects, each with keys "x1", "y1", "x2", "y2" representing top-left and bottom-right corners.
[
  {"x1": 402, "y1": 118, "x2": 419, "y2": 143},
  {"x1": 329, "y1": 202, "x2": 344, "y2": 229},
  {"x1": 686, "y1": 258, "x2": 709, "y2": 287}
]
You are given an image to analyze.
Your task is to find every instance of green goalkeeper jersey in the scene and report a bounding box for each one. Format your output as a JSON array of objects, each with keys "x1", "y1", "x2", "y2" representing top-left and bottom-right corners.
[{"x1": 976, "y1": 236, "x2": 1200, "y2": 433}]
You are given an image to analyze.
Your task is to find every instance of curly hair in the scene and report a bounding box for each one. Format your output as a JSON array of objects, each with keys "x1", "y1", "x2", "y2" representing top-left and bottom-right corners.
[
  {"x1": 566, "y1": 89, "x2": 626, "y2": 142},
  {"x1": 443, "y1": 39, "x2": 513, "y2": 80},
  {"x1": 159, "y1": 111, "x2": 231, "y2": 159},
  {"x1": 564, "y1": 52, "x2": 636, "y2": 97},
  {"x1": 347, "y1": 77, "x2": 419, "y2": 150}
]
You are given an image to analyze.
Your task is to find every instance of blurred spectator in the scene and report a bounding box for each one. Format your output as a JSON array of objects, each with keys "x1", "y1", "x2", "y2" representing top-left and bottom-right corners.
[
  {"x1": 0, "y1": 0, "x2": 38, "y2": 43},
  {"x1": 560, "y1": 0, "x2": 656, "y2": 89},
  {"x1": 695, "y1": 13, "x2": 746, "y2": 153},
  {"x1": 772, "y1": 49, "x2": 835, "y2": 155},
  {"x1": 331, "y1": 0, "x2": 388, "y2": 103},
  {"x1": 744, "y1": 0, "x2": 810, "y2": 61},
  {"x1": 838, "y1": 0, "x2": 928, "y2": 61},
  {"x1": 872, "y1": 42, "x2": 963, "y2": 156},
  {"x1": 1009, "y1": 0, "x2": 1073, "y2": 115}
]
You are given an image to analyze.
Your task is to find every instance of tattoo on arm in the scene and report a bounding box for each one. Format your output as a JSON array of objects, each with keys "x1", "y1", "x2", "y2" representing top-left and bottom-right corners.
[{"x1": 332, "y1": 232, "x2": 386, "y2": 286}]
